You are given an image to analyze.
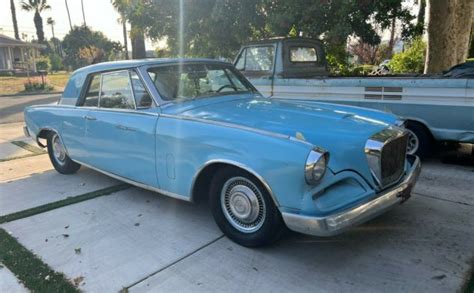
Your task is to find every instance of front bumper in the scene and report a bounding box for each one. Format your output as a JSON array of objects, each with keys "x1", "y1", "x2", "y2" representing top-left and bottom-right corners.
[{"x1": 282, "y1": 155, "x2": 421, "y2": 236}]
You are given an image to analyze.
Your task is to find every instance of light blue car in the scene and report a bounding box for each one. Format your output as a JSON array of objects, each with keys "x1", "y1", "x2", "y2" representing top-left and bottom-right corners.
[{"x1": 24, "y1": 59, "x2": 421, "y2": 247}]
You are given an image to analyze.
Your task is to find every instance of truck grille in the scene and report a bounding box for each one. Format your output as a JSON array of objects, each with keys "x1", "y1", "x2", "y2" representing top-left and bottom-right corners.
[{"x1": 380, "y1": 134, "x2": 408, "y2": 187}]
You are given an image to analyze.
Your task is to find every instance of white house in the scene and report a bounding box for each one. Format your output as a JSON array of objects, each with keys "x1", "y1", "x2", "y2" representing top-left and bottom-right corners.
[{"x1": 0, "y1": 34, "x2": 45, "y2": 74}]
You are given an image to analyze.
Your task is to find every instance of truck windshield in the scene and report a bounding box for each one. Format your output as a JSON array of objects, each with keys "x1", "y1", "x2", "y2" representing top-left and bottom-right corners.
[{"x1": 147, "y1": 63, "x2": 256, "y2": 101}]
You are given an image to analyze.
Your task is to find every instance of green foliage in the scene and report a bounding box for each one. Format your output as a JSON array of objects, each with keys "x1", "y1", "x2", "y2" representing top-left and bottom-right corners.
[
  {"x1": 389, "y1": 38, "x2": 426, "y2": 73},
  {"x1": 326, "y1": 44, "x2": 351, "y2": 75},
  {"x1": 24, "y1": 77, "x2": 54, "y2": 92},
  {"x1": 62, "y1": 26, "x2": 122, "y2": 69},
  {"x1": 35, "y1": 55, "x2": 50, "y2": 71},
  {"x1": 49, "y1": 53, "x2": 63, "y2": 71}
]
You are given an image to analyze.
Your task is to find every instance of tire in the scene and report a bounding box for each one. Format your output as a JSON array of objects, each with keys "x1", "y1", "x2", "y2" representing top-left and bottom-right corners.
[
  {"x1": 210, "y1": 167, "x2": 284, "y2": 247},
  {"x1": 47, "y1": 132, "x2": 81, "y2": 174},
  {"x1": 406, "y1": 121, "x2": 433, "y2": 158}
]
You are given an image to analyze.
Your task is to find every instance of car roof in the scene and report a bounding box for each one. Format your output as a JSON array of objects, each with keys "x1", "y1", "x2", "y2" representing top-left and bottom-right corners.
[{"x1": 74, "y1": 58, "x2": 231, "y2": 75}]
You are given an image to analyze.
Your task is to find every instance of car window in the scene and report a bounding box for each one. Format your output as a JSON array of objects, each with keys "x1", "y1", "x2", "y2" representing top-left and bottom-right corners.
[
  {"x1": 148, "y1": 64, "x2": 255, "y2": 101},
  {"x1": 290, "y1": 47, "x2": 318, "y2": 62},
  {"x1": 99, "y1": 71, "x2": 135, "y2": 109},
  {"x1": 83, "y1": 75, "x2": 101, "y2": 107},
  {"x1": 235, "y1": 46, "x2": 274, "y2": 71},
  {"x1": 130, "y1": 71, "x2": 153, "y2": 108}
]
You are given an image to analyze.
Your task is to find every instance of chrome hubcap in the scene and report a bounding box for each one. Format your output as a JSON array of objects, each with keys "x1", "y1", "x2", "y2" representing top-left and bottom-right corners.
[
  {"x1": 52, "y1": 134, "x2": 66, "y2": 164},
  {"x1": 406, "y1": 129, "x2": 419, "y2": 155},
  {"x1": 221, "y1": 177, "x2": 266, "y2": 233}
]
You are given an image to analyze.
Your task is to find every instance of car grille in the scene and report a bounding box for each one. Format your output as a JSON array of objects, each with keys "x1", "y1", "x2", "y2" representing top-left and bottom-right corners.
[{"x1": 380, "y1": 134, "x2": 408, "y2": 187}]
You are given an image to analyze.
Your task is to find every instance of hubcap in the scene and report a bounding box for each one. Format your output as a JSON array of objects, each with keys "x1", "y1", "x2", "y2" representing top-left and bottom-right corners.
[
  {"x1": 52, "y1": 134, "x2": 66, "y2": 164},
  {"x1": 221, "y1": 177, "x2": 266, "y2": 233},
  {"x1": 406, "y1": 129, "x2": 419, "y2": 155}
]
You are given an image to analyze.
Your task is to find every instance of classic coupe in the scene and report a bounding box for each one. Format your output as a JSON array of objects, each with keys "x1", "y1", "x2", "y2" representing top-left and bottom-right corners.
[{"x1": 24, "y1": 59, "x2": 421, "y2": 247}]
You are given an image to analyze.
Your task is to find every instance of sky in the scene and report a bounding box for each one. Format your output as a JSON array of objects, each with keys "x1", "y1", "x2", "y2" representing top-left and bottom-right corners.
[{"x1": 0, "y1": 0, "x2": 158, "y2": 50}]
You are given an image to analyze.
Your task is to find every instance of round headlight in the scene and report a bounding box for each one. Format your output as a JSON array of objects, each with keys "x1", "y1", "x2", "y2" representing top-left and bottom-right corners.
[{"x1": 305, "y1": 148, "x2": 329, "y2": 185}]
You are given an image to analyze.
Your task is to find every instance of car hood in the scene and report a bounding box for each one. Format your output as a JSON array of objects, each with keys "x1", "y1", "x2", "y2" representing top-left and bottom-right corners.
[{"x1": 163, "y1": 95, "x2": 396, "y2": 177}]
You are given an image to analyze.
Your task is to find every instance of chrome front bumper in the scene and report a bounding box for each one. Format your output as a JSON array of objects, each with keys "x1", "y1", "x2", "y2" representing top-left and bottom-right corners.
[{"x1": 282, "y1": 155, "x2": 421, "y2": 237}]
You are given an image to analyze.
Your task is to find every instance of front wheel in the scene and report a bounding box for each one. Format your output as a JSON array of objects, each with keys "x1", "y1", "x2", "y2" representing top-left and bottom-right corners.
[
  {"x1": 210, "y1": 167, "x2": 284, "y2": 247},
  {"x1": 47, "y1": 132, "x2": 81, "y2": 174},
  {"x1": 405, "y1": 121, "x2": 433, "y2": 158}
]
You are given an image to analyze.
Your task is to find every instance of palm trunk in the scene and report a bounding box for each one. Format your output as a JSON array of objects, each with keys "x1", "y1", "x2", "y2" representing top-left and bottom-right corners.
[
  {"x1": 131, "y1": 24, "x2": 146, "y2": 59},
  {"x1": 122, "y1": 18, "x2": 129, "y2": 59},
  {"x1": 81, "y1": 0, "x2": 87, "y2": 26},
  {"x1": 65, "y1": 0, "x2": 73, "y2": 30},
  {"x1": 10, "y1": 0, "x2": 20, "y2": 40},
  {"x1": 34, "y1": 10, "x2": 45, "y2": 42}
]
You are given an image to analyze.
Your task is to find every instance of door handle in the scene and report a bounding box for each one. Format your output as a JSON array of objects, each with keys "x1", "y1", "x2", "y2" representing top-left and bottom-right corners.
[
  {"x1": 115, "y1": 124, "x2": 136, "y2": 132},
  {"x1": 83, "y1": 115, "x2": 96, "y2": 120}
]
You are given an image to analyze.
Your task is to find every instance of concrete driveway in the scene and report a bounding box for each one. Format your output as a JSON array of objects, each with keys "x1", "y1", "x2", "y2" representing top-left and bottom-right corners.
[{"x1": 0, "y1": 121, "x2": 473, "y2": 292}]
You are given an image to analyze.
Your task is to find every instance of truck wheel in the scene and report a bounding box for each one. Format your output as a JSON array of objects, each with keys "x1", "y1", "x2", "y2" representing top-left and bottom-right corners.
[
  {"x1": 47, "y1": 132, "x2": 81, "y2": 174},
  {"x1": 406, "y1": 121, "x2": 433, "y2": 158},
  {"x1": 210, "y1": 167, "x2": 284, "y2": 247}
]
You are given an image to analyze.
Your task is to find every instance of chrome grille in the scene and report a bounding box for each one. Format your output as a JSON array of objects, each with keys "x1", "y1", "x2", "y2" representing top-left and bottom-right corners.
[
  {"x1": 381, "y1": 134, "x2": 407, "y2": 186},
  {"x1": 365, "y1": 127, "x2": 408, "y2": 189}
]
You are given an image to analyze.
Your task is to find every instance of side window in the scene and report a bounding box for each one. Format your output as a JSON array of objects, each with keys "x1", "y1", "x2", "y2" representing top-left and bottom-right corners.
[
  {"x1": 130, "y1": 71, "x2": 153, "y2": 108},
  {"x1": 290, "y1": 47, "x2": 318, "y2": 62},
  {"x1": 83, "y1": 75, "x2": 101, "y2": 107},
  {"x1": 236, "y1": 46, "x2": 274, "y2": 71},
  {"x1": 100, "y1": 71, "x2": 135, "y2": 109}
]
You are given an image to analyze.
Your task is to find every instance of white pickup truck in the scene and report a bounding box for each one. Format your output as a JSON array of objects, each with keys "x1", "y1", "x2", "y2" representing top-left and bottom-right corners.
[{"x1": 234, "y1": 37, "x2": 474, "y2": 156}]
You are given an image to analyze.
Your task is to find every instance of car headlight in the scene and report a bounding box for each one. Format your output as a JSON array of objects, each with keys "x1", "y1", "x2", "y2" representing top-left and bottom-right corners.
[{"x1": 305, "y1": 147, "x2": 329, "y2": 185}]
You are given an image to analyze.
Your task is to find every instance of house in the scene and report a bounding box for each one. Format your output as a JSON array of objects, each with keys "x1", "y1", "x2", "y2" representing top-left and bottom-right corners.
[{"x1": 0, "y1": 34, "x2": 45, "y2": 74}]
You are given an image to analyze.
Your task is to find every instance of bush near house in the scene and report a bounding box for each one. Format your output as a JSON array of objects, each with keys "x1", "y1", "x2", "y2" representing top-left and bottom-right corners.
[
  {"x1": 35, "y1": 56, "x2": 51, "y2": 72},
  {"x1": 389, "y1": 38, "x2": 426, "y2": 74},
  {"x1": 23, "y1": 77, "x2": 54, "y2": 92}
]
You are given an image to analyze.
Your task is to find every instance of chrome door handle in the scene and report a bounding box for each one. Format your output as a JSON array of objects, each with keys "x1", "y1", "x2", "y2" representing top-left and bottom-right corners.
[
  {"x1": 84, "y1": 115, "x2": 96, "y2": 120},
  {"x1": 116, "y1": 124, "x2": 136, "y2": 132}
]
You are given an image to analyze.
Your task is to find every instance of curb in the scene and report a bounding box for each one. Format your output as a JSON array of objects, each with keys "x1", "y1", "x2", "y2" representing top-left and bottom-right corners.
[{"x1": 0, "y1": 91, "x2": 62, "y2": 98}]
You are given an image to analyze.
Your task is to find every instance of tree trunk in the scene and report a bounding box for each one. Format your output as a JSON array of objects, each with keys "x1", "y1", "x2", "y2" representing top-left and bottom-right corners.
[
  {"x1": 424, "y1": 0, "x2": 456, "y2": 73},
  {"x1": 131, "y1": 24, "x2": 146, "y2": 59},
  {"x1": 388, "y1": 17, "x2": 396, "y2": 53},
  {"x1": 122, "y1": 18, "x2": 129, "y2": 60},
  {"x1": 10, "y1": 0, "x2": 20, "y2": 40},
  {"x1": 34, "y1": 11, "x2": 45, "y2": 42},
  {"x1": 454, "y1": 0, "x2": 473, "y2": 64},
  {"x1": 81, "y1": 0, "x2": 87, "y2": 26},
  {"x1": 65, "y1": 0, "x2": 73, "y2": 30}
]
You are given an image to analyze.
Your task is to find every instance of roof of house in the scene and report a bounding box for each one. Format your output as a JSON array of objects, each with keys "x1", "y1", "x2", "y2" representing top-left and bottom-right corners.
[{"x1": 0, "y1": 34, "x2": 45, "y2": 49}]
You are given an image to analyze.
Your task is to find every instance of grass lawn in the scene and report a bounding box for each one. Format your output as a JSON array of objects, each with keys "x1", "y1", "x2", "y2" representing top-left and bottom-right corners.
[{"x1": 0, "y1": 72, "x2": 70, "y2": 96}]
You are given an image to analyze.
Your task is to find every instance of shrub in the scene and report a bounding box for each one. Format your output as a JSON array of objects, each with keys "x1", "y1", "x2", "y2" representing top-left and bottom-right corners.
[
  {"x1": 24, "y1": 78, "x2": 54, "y2": 92},
  {"x1": 389, "y1": 38, "x2": 426, "y2": 74},
  {"x1": 36, "y1": 56, "x2": 51, "y2": 72},
  {"x1": 49, "y1": 54, "x2": 63, "y2": 72}
]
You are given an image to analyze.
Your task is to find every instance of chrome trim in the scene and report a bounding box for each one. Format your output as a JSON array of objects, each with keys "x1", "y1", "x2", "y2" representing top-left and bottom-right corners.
[
  {"x1": 394, "y1": 119, "x2": 406, "y2": 128},
  {"x1": 23, "y1": 126, "x2": 31, "y2": 137},
  {"x1": 190, "y1": 159, "x2": 280, "y2": 207},
  {"x1": 160, "y1": 113, "x2": 311, "y2": 146},
  {"x1": 73, "y1": 159, "x2": 191, "y2": 202},
  {"x1": 304, "y1": 147, "x2": 329, "y2": 185},
  {"x1": 282, "y1": 155, "x2": 421, "y2": 237},
  {"x1": 365, "y1": 126, "x2": 407, "y2": 189}
]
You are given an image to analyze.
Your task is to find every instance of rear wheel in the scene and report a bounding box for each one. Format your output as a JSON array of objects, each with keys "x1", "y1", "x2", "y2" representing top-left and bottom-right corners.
[
  {"x1": 406, "y1": 121, "x2": 433, "y2": 158},
  {"x1": 210, "y1": 167, "x2": 284, "y2": 247},
  {"x1": 47, "y1": 132, "x2": 81, "y2": 174}
]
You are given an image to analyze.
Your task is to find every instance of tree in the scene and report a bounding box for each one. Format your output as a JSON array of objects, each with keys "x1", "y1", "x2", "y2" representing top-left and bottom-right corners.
[
  {"x1": 62, "y1": 26, "x2": 123, "y2": 69},
  {"x1": 81, "y1": 0, "x2": 87, "y2": 26},
  {"x1": 20, "y1": 0, "x2": 51, "y2": 43},
  {"x1": 389, "y1": 37, "x2": 426, "y2": 73},
  {"x1": 47, "y1": 17, "x2": 55, "y2": 39},
  {"x1": 112, "y1": 0, "x2": 150, "y2": 59},
  {"x1": 425, "y1": 0, "x2": 473, "y2": 73},
  {"x1": 10, "y1": 0, "x2": 20, "y2": 40},
  {"x1": 64, "y1": 0, "x2": 73, "y2": 31}
]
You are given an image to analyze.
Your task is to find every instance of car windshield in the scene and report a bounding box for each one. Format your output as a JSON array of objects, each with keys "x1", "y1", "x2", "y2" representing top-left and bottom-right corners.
[{"x1": 147, "y1": 63, "x2": 256, "y2": 101}]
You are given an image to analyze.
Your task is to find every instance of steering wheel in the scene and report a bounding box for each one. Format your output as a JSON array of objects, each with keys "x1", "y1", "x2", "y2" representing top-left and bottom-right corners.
[{"x1": 216, "y1": 84, "x2": 237, "y2": 92}]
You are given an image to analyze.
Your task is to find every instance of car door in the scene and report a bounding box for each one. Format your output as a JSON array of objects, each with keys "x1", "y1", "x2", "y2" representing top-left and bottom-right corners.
[{"x1": 84, "y1": 69, "x2": 159, "y2": 187}]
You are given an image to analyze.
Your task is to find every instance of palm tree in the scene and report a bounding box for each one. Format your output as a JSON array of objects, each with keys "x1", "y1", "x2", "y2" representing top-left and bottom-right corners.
[
  {"x1": 81, "y1": 0, "x2": 87, "y2": 26},
  {"x1": 20, "y1": 0, "x2": 51, "y2": 43},
  {"x1": 120, "y1": 15, "x2": 129, "y2": 59},
  {"x1": 10, "y1": 0, "x2": 20, "y2": 40},
  {"x1": 65, "y1": 0, "x2": 73, "y2": 30},
  {"x1": 112, "y1": 0, "x2": 146, "y2": 59},
  {"x1": 47, "y1": 17, "x2": 55, "y2": 39}
]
